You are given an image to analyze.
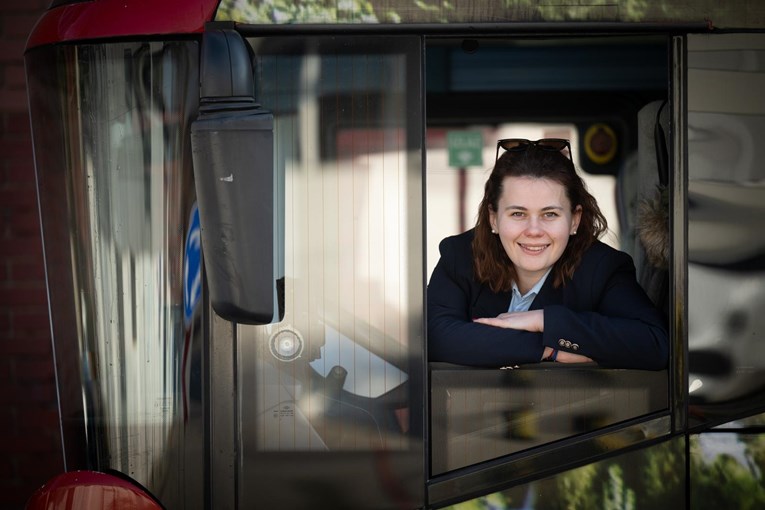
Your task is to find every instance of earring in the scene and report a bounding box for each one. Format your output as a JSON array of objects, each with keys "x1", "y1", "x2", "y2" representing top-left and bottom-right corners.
[
  {"x1": 571, "y1": 230, "x2": 577, "y2": 235},
  {"x1": 491, "y1": 229, "x2": 497, "y2": 234}
]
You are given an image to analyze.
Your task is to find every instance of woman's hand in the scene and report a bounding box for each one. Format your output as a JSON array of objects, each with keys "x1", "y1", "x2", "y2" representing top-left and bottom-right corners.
[
  {"x1": 555, "y1": 351, "x2": 594, "y2": 363},
  {"x1": 475, "y1": 313, "x2": 594, "y2": 364},
  {"x1": 473, "y1": 310, "x2": 544, "y2": 332}
]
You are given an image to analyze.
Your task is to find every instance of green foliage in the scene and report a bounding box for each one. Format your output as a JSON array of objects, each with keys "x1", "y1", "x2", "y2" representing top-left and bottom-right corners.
[
  {"x1": 691, "y1": 434, "x2": 765, "y2": 510},
  {"x1": 445, "y1": 439, "x2": 686, "y2": 510},
  {"x1": 216, "y1": 0, "x2": 380, "y2": 23}
]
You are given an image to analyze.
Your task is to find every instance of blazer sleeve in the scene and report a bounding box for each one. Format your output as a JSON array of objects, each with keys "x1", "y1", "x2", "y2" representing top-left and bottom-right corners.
[
  {"x1": 542, "y1": 247, "x2": 669, "y2": 370},
  {"x1": 427, "y1": 235, "x2": 546, "y2": 367}
]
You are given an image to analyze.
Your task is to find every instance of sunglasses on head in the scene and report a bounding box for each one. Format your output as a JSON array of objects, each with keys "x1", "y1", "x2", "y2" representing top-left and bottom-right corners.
[{"x1": 495, "y1": 138, "x2": 572, "y2": 163}]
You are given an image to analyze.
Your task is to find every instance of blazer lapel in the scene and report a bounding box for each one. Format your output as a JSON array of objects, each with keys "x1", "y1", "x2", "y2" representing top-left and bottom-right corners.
[
  {"x1": 471, "y1": 284, "x2": 512, "y2": 318},
  {"x1": 530, "y1": 277, "x2": 563, "y2": 310}
]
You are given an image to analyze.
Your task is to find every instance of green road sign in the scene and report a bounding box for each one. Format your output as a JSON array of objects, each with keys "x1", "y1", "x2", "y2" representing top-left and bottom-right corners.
[{"x1": 447, "y1": 130, "x2": 484, "y2": 168}]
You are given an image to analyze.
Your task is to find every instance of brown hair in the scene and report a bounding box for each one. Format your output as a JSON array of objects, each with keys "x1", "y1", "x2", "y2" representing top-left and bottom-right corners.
[{"x1": 472, "y1": 145, "x2": 607, "y2": 293}]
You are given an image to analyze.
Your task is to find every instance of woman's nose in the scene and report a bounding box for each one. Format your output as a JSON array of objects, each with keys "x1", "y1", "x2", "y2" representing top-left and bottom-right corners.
[{"x1": 524, "y1": 217, "x2": 543, "y2": 235}]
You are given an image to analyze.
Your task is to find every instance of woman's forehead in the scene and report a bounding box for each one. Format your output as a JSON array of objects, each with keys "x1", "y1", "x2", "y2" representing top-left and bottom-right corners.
[{"x1": 498, "y1": 176, "x2": 570, "y2": 207}]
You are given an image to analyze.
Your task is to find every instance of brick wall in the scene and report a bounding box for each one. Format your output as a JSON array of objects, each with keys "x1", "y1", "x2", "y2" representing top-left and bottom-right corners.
[{"x1": 0, "y1": 2, "x2": 64, "y2": 509}]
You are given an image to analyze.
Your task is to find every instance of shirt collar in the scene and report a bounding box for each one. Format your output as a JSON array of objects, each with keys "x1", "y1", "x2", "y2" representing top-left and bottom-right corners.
[{"x1": 512, "y1": 267, "x2": 553, "y2": 300}]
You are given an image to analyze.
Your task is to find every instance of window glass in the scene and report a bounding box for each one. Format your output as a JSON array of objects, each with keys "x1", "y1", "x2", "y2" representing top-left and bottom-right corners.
[
  {"x1": 236, "y1": 35, "x2": 424, "y2": 508},
  {"x1": 25, "y1": 41, "x2": 203, "y2": 508},
  {"x1": 441, "y1": 436, "x2": 684, "y2": 509},
  {"x1": 426, "y1": 37, "x2": 670, "y2": 475},
  {"x1": 687, "y1": 34, "x2": 765, "y2": 424},
  {"x1": 691, "y1": 432, "x2": 765, "y2": 508}
]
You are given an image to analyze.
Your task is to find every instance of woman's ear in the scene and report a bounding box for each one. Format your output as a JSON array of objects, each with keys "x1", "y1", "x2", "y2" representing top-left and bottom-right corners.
[
  {"x1": 489, "y1": 209, "x2": 497, "y2": 233},
  {"x1": 571, "y1": 205, "x2": 583, "y2": 234}
]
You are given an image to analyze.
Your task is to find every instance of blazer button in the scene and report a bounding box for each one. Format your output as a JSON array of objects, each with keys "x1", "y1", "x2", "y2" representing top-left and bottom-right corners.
[
  {"x1": 571, "y1": 343, "x2": 580, "y2": 351},
  {"x1": 564, "y1": 340, "x2": 572, "y2": 349},
  {"x1": 558, "y1": 339, "x2": 566, "y2": 347}
]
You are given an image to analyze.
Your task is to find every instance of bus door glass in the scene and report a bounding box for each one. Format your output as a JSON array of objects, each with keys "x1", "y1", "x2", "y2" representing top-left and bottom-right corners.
[
  {"x1": 231, "y1": 35, "x2": 425, "y2": 509},
  {"x1": 687, "y1": 33, "x2": 765, "y2": 426}
]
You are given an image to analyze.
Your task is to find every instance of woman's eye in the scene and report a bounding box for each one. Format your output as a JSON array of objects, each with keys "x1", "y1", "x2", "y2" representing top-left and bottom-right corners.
[
  {"x1": 543, "y1": 212, "x2": 559, "y2": 218},
  {"x1": 510, "y1": 211, "x2": 525, "y2": 218}
]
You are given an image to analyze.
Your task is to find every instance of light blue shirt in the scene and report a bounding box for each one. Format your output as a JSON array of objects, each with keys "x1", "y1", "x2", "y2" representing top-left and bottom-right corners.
[{"x1": 508, "y1": 268, "x2": 552, "y2": 313}]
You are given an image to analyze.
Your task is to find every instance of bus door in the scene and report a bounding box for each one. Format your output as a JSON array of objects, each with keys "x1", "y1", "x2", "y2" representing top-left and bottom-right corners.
[
  {"x1": 213, "y1": 33, "x2": 427, "y2": 509},
  {"x1": 686, "y1": 32, "x2": 765, "y2": 506}
]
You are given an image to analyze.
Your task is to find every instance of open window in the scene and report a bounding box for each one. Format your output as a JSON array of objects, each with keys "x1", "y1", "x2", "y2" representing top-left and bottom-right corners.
[{"x1": 424, "y1": 36, "x2": 673, "y2": 491}]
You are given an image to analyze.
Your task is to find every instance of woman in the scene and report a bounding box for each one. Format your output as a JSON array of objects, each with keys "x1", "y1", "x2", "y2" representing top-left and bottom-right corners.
[{"x1": 427, "y1": 138, "x2": 668, "y2": 370}]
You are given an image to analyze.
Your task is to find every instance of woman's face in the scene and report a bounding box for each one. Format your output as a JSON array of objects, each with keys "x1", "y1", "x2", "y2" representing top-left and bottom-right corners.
[{"x1": 489, "y1": 176, "x2": 582, "y2": 293}]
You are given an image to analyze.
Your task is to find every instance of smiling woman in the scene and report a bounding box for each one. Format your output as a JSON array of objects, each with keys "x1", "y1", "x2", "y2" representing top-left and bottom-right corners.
[{"x1": 427, "y1": 140, "x2": 669, "y2": 369}]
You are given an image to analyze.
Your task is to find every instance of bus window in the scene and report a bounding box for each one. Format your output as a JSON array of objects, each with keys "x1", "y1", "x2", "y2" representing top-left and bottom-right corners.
[
  {"x1": 687, "y1": 33, "x2": 765, "y2": 423},
  {"x1": 426, "y1": 36, "x2": 671, "y2": 475}
]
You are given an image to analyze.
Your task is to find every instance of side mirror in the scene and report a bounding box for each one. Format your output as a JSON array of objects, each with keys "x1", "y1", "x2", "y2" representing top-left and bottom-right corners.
[{"x1": 191, "y1": 27, "x2": 283, "y2": 324}]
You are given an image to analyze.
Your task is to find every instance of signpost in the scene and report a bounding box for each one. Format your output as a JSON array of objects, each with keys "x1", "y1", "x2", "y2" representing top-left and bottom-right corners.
[
  {"x1": 446, "y1": 130, "x2": 484, "y2": 232},
  {"x1": 447, "y1": 130, "x2": 483, "y2": 168}
]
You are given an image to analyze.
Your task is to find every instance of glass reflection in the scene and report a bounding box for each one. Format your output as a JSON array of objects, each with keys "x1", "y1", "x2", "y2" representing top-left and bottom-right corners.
[
  {"x1": 215, "y1": 0, "x2": 763, "y2": 28},
  {"x1": 235, "y1": 34, "x2": 424, "y2": 509},
  {"x1": 239, "y1": 39, "x2": 420, "y2": 452},
  {"x1": 442, "y1": 436, "x2": 684, "y2": 510},
  {"x1": 687, "y1": 34, "x2": 765, "y2": 421},
  {"x1": 691, "y1": 432, "x2": 765, "y2": 508},
  {"x1": 431, "y1": 365, "x2": 667, "y2": 475},
  {"x1": 26, "y1": 41, "x2": 203, "y2": 508}
]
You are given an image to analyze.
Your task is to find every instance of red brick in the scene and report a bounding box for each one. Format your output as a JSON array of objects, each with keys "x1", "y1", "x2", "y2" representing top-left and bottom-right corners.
[
  {"x1": 0, "y1": 430, "x2": 59, "y2": 453},
  {"x1": 0, "y1": 310, "x2": 10, "y2": 332},
  {"x1": 0, "y1": 323, "x2": 48, "y2": 348},
  {"x1": 2, "y1": 14, "x2": 42, "y2": 40},
  {"x1": 3, "y1": 162, "x2": 37, "y2": 185},
  {"x1": 3, "y1": 324, "x2": 50, "y2": 345},
  {"x1": 18, "y1": 453, "x2": 64, "y2": 479},
  {"x1": 12, "y1": 321, "x2": 51, "y2": 345},
  {"x1": 11, "y1": 309, "x2": 48, "y2": 329},
  {"x1": 15, "y1": 360, "x2": 55, "y2": 384},
  {"x1": 0, "y1": 39, "x2": 27, "y2": 62},
  {"x1": 0, "y1": 408, "x2": 16, "y2": 437},
  {"x1": 8, "y1": 262, "x2": 45, "y2": 283},
  {"x1": 2, "y1": 485, "x2": 39, "y2": 509},
  {"x1": 0, "y1": 236, "x2": 42, "y2": 257},
  {"x1": 6, "y1": 213, "x2": 42, "y2": 240},
  {"x1": 17, "y1": 408, "x2": 59, "y2": 430},
  {"x1": 0, "y1": 380, "x2": 56, "y2": 404},
  {"x1": 1, "y1": 0, "x2": 51, "y2": 11},
  {"x1": 4, "y1": 65, "x2": 28, "y2": 90},
  {"x1": 0, "y1": 88, "x2": 28, "y2": 112},
  {"x1": 0, "y1": 187, "x2": 37, "y2": 207},
  {"x1": 0, "y1": 456, "x2": 15, "y2": 480},
  {"x1": 0, "y1": 288, "x2": 47, "y2": 307},
  {"x1": 0, "y1": 138, "x2": 33, "y2": 159},
  {"x1": 2, "y1": 111, "x2": 33, "y2": 135},
  {"x1": 1, "y1": 170, "x2": 37, "y2": 190}
]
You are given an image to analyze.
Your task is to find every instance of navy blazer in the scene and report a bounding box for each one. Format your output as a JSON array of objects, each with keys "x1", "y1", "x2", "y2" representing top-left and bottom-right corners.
[{"x1": 427, "y1": 230, "x2": 668, "y2": 370}]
